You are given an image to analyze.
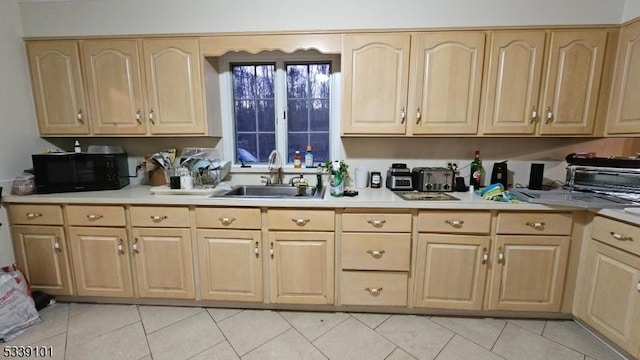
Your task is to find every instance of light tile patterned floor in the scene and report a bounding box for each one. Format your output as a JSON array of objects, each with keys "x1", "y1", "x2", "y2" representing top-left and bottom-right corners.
[{"x1": 1, "y1": 302, "x2": 627, "y2": 360}]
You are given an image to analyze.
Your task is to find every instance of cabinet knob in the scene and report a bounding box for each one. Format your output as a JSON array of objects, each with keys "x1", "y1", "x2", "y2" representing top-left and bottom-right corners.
[
  {"x1": 400, "y1": 107, "x2": 406, "y2": 124},
  {"x1": 269, "y1": 242, "x2": 274, "y2": 259},
  {"x1": 526, "y1": 221, "x2": 545, "y2": 229},
  {"x1": 26, "y1": 212, "x2": 43, "y2": 219},
  {"x1": 132, "y1": 238, "x2": 139, "y2": 254},
  {"x1": 530, "y1": 106, "x2": 538, "y2": 123},
  {"x1": 416, "y1": 107, "x2": 422, "y2": 124},
  {"x1": 77, "y1": 109, "x2": 84, "y2": 124},
  {"x1": 366, "y1": 249, "x2": 386, "y2": 259},
  {"x1": 86, "y1": 214, "x2": 103, "y2": 221},
  {"x1": 135, "y1": 110, "x2": 142, "y2": 125},
  {"x1": 610, "y1": 232, "x2": 633, "y2": 242},
  {"x1": 291, "y1": 218, "x2": 310, "y2": 226},
  {"x1": 53, "y1": 237, "x2": 62, "y2": 253},
  {"x1": 150, "y1": 215, "x2": 168, "y2": 222},
  {"x1": 545, "y1": 106, "x2": 554, "y2": 124},
  {"x1": 117, "y1": 239, "x2": 125, "y2": 254},
  {"x1": 367, "y1": 219, "x2": 386, "y2": 228},
  {"x1": 445, "y1": 219, "x2": 464, "y2": 228},
  {"x1": 365, "y1": 287, "x2": 383, "y2": 296},
  {"x1": 149, "y1": 109, "x2": 155, "y2": 124},
  {"x1": 636, "y1": 281, "x2": 640, "y2": 292},
  {"x1": 219, "y1": 217, "x2": 237, "y2": 226},
  {"x1": 255, "y1": 241, "x2": 260, "y2": 258},
  {"x1": 497, "y1": 246, "x2": 505, "y2": 264},
  {"x1": 481, "y1": 248, "x2": 489, "y2": 265}
]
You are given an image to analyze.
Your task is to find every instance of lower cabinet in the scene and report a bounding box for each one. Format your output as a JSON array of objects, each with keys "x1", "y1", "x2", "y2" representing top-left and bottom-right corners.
[
  {"x1": 11, "y1": 225, "x2": 74, "y2": 296},
  {"x1": 487, "y1": 235, "x2": 570, "y2": 312},
  {"x1": 68, "y1": 227, "x2": 133, "y2": 297},
  {"x1": 414, "y1": 234, "x2": 490, "y2": 310},
  {"x1": 268, "y1": 231, "x2": 334, "y2": 304},
  {"x1": 197, "y1": 229, "x2": 262, "y2": 302}
]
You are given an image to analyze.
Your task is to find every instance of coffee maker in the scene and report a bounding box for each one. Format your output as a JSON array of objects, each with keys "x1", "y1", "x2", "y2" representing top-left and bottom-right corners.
[{"x1": 490, "y1": 161, "x2": 508, "y2": 187}]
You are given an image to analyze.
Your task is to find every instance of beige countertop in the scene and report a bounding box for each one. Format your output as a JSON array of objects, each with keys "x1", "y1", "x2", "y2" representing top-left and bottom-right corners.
[{"x1": 2, "y1": 184, "x2": 580, "y2": 211}]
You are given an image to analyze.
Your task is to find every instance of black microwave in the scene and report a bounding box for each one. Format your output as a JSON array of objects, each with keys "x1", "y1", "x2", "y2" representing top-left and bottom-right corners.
[{"x1": 32, "y1": 152, "x2": 130, "y2": 194}]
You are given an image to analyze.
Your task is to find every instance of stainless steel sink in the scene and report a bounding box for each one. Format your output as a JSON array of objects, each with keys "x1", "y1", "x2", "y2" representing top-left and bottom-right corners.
[{"x1": 212, "y1": 185, "x2": 326, "y2": 199}]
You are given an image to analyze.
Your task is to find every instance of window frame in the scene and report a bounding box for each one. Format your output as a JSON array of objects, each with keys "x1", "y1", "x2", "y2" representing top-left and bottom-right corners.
[{"x1": 219, "y1": 51, "x2": 341, "y2": 168}]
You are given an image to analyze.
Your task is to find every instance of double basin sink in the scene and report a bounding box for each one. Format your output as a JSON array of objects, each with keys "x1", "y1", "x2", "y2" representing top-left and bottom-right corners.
[{"x1": 213, "y1": 184, "x2": 326, "y2": 199}]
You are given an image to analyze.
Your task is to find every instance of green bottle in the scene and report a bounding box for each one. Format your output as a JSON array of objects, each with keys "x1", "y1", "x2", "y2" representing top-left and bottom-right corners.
[{"x1": 470, "y1": 150, "x2": 482, "y2": 188}]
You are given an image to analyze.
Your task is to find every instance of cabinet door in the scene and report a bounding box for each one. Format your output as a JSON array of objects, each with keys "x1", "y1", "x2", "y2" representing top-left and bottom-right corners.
[
  {"x1": 268, "y1": 231, "x2": 334, "y2": 304},
  {"x1": 481, "y1": 31, "x2": 546, "y2": 135},
  {"x1": 607, "y1": 20, "x2": 640, "y2": 134},
  {"x1": 26, "y1": 41, "x2": 89, "y2": 135},
  {"x1": 414, "y1": 234, "x2": 490, "y2": 310},
  {"x1": 409, "y1": 32, "x2": 485, "y2": 135},
  {"x1": 11, "y1": 225, "x2": 73, "y2": 296},
  {"x1": 197, "y1": 229, "x2": 262, "y2": 302},
  {"x1": 488, "y1": 235, "x2": 569, "y2": 312},
  {"x1": 577, "y1": 240, "x2": 640, "y2": 356},
  {"x1": 81, "y1": 39, "x2": 146, "y2": 135},
  {"x1": 342, "y1": 34, "x2": 410, "y2": 135},
  {"x1": 540, "y1": 30, "x2": 607, "y2": 135},
  {"x1": 142, "y1": 38, "x2": 205, "y2": 135},
  {"x1": 132, "y1": 228, "x2": 195, "y2": 299},
  {"x1": 68, "y1": 227, "x2": 133, "y2": 297}
]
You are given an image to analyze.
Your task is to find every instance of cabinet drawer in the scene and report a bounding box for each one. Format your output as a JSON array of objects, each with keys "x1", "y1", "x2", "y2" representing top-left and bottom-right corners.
[
  {"x1": 268, "y1": 209, "x2": 334, "y2": 231},
  {"x1": 418, "y1": 211, "x2": 491, "y2": 234},
  {"x1": 342, "y1": 233, "x2": 410, "y2": 271},
  {"x1": 195, "y1": 207, "x2": 261, "y2": 229},
  {"x1": 591, "y1": 216, "x2": 640, "y2": 256},
  {"x1": 342, "y1": 212, "x2": 411, "y2": 232},
  {"x1": 66, "y1": 205, "x2": 125, "y2": 226},
  {"x1": 497, "y1": 212, "x2": 572, "y2": 235},
  {"x1": 9, "y1": 204, "x2": 63, "y2": 225},
  {"x1": 130, "y1": 206, "x2": 190, "y2": 227},
  {"x1": 340, "y1": 271, "x2": 407, "y2": 306}
]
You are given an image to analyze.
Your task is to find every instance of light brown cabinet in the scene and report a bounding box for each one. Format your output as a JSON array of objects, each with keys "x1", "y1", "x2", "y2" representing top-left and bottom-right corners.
[
  {"x1": 482, "y1": 29, "x2": 607, "y2": 135},
  {"x1": 267, "y1": 209, "x2": 334, "y2": 305},
  {"x1": 414, "y1": 211, "x2": 491, "y2": 310},
  {"x1": 607, "y1": 19, "x2": 640, "y2": 134},
  {"x1": 80, "y1": 38, "x2": 205, "y2": 136},
  {"x1": 487, "y1": 212, "x2": 572, "y2": 312},
  {"x1": 129, "y1": 206, "x2": 194, "y2": 299},
  {"x1": 10, "y1": 203, "x2": 74, "y2": 296},
  {"x1": 26, "y1": 41, "x2": 90, "y2": 136},
  {"x1": 575, "y1": 216, "x2": 640, "y2": 356},
  {"x1": 195, "y1": 207, "x2": 263, "y2": 302},
  {"x1": 342, "y1": 32, "x2": 485, "y2": 135}
]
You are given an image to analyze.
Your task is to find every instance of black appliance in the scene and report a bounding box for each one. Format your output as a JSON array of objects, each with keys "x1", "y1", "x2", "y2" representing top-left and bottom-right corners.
[
  {"x1": 490, "y1": 161, "x2": 508, "y2": 187},
  {"x1": 32, "y1": 152, "x2": 130, "y2": 194}
]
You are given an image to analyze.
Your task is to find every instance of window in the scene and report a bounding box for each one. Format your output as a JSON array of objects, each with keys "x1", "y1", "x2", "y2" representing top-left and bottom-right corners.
[{"x1": 221, "y1": 51, "x2": 338, "y2": 167}]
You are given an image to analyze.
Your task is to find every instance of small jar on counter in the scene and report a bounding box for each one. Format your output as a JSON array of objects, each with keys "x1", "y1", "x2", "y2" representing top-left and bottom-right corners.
[{"x1": 12, "y1": 174, "x2": 36, "y2": 195}]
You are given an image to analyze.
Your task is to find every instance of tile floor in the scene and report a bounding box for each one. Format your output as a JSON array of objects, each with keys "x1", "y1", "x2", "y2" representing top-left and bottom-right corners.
[{"x1": 1, "y1": 302, "x2": 627, "y2": 360}]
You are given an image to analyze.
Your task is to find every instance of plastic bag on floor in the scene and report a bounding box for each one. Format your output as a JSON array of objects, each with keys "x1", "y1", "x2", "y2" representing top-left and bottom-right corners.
[{"x1": 0, "y1": 264, "x2": 41, "y2": 342}]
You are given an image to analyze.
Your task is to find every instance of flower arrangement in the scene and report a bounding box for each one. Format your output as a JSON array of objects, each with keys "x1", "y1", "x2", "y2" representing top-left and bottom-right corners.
[{"x1": 323, "y1": 160, "x2": 349, "y2": 178}]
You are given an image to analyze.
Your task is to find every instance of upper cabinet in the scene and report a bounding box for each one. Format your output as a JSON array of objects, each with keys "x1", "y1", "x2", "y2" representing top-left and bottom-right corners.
[
  {"x1": 606, "y1": 19, "x2": 640, "y2": 135},
  {"x1": 482, "y1": 29, "x2": 607, "y2": 136},
  {"x1": 27, "y1": 41, "x2": 90, "y2": 136},
  {"x1": 342, "y1": 32, "x2": 485, "y2": 136},
  {"x1": 27, "y1": 38, "x2": 209, "y2": 137},
  {"x1": 342, "y1": 34, "x2": 411, "y2": 135}
]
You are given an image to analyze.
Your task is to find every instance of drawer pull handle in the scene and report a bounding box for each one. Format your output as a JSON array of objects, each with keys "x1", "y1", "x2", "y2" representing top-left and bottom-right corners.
[
  {"x1": 367, "y1": 219, "x2": 386, "y2": 228},
  {"x1": 219, "y1": 217, "x2": 237, "y2": 226},
  {"x1": 445, "y1": 219, "x2": 464, "y2": 227},
  {"x1": 26, "y1": 213, "x2": 43, "y2": 219},
  {"x1": 255, "y1": 241, "x2": 260, "y2": 258},
  {"x1": 292, "y1": 218, "x2": 310, "y2": 226},
  {"x1": 150, "y1": 215, "x2": 168, "y2": 222},
  {"x1": 526, "y1": 221, "x2": 545, "y2": 229},
  {"x1": 497, "y1": 247, "x2": 505, "y2": 264},
  {"x1": 365, "y1": 287, "x2": 383, "y2": 296},
  {"x1": 610, "y1": 232, "x2": 633, "y2": 242},
  {"x1": 132, "y1": 238, "x2": 139, "y2": 254},
  {"x1": 117, "y1": 239, "x2": 125, "y2": 255},
  {"x1": 366, "y1": 249, "x2": 386, "y2": 259},
  {"x1": 86, "y1": 214, "x2": 103, "y2": 220},
  {"x1": 53, "y1": 237, "x2": 62, "y2": 253},
  {"x1": 481, "y1": 248, "x2": 488, "y2": 265},
  {"x1": 270, "y1": 242, "x2": 274, "y2": 259}
]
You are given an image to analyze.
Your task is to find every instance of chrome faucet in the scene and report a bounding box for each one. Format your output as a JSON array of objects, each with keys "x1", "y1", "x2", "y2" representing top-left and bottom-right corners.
[
  {"x1": 289, "y1": 173, "x2": 305, "y2": 186},
  {"x1": 267, "y1": 150, "x2": 283, "y2": 184},
  {"x1": 260, "y1": 175, "x2": 272, "y2": 185}
]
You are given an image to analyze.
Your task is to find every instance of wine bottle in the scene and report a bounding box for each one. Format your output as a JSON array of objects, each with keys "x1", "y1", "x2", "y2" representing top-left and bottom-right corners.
[{"x1": 470, "y1": 150, "x2": 482, "y2": 188}]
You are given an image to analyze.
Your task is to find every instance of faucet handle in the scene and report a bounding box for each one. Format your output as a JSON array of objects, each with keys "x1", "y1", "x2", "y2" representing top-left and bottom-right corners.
[{"x1": 260, "y1": 175, "x2": 272, "y2": 185}]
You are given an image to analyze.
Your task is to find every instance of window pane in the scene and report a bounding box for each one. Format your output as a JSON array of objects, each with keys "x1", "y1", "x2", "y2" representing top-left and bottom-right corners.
[
  {"x1": 232, "y1": 63, "x2": 275, "y2": 164},
  {"x1": 286, "y1": 62, "x2": 331, "y2": 165}
]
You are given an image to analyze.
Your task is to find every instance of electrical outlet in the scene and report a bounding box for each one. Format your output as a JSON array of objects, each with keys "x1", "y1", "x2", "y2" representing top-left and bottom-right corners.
[{"x1": 446, "y1": 161, "x2": 459, "y2": 169}]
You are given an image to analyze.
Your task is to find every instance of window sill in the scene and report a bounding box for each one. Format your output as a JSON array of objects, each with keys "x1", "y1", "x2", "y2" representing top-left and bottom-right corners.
[{"x1": 229, "y1": 166, "x2": 321, "y2": 175}]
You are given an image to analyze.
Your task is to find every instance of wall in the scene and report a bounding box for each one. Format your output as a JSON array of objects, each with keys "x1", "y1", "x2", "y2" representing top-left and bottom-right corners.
[
  {"x1": 19, "y1": 0, "x2": 626, "y2": 37},
  {"x1": 0, "y1": 1, "x2": 52, "y2": 266},
  {"x1": 623, "y1": 0, "x2": 640, "y2": 21}
]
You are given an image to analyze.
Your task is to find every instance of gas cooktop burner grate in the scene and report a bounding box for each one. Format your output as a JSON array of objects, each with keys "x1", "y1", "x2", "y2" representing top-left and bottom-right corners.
[{"x1": 394, "y1": 191, "x2": 459, "y2": 201}]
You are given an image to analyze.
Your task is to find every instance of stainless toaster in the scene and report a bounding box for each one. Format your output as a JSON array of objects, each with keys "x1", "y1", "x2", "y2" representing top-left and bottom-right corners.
[{"x1": 412, "y1": 167, "x2": 455, "y2": 192}]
